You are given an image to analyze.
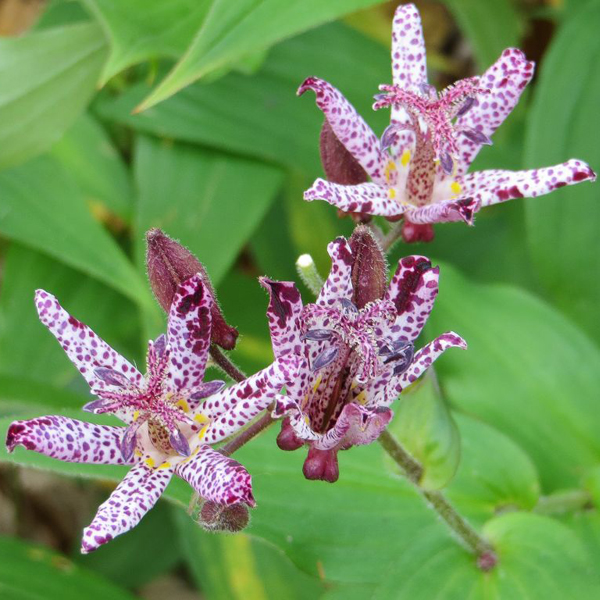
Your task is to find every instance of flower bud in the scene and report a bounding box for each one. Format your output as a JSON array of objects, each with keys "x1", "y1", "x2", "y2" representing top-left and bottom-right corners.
[
  {"x1": 146, "y1": 229, "x2": 238, "y2": 350},
  {"x1": 320, "y1": 120, "x2": 369, "y2": 186},
  {"x1": 197, "y1": 500, "x2": 250, "y2": 533},
  {"x1": 349, "y1": 226, "x2": 387, "y2": 308},
  {"x1": 303, "y1": 447, "x2": 339, "y2": 483},
  {"x1": 401, "y1": 221, "x2": 435, "y2": 244}
]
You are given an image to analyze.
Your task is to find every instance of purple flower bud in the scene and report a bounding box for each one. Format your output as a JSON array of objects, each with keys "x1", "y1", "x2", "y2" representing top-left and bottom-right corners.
[
  {"x1": 302, "y1": 329, "x2": 333, "y2": 341},
  {"x1": 82, "y1": 398, "x2": 117, "y2": 414},
  {"x1": 302, "y1": 447, "x2": 339, "y2": 483},
  {"x1": 461, "y1": 127, "x2": 492, "y2": 146},
  {"x1": 198, "y1": 501, "x2": 250, "y2": 533},
  {"x1": 440, "y1": 151, "x2": 454, "y2": 175},
  {"x1": 94, "y1": 367, "x2": 130, "y2": 388},
  {"x1": 349, "y1": 226, "x2": 387, "y2": 308},
  {"x1": 146, "y1": 229, "x2": 239, "y2": 350},
  {"x1": 456, "y1": 96, "x2": 476, "y2": 117},
  {"x1": 276, "y1": 417, "x2": 305, "y2": 451},
  {"x1": 190, "y1": 380, "x2": 226, "y2": 400},
  {"x1": 120, "y1": 422, "x2": 140, "y2": 462},
  {"x1": 312, "y1": 346, "x2": 339, "y2": 372},
  {"x1": 319, "y1": 120, "x2": 368, "y2": 185},
  {"x1": 169, "y1": 427, "x2": 191, "y2": 457}
]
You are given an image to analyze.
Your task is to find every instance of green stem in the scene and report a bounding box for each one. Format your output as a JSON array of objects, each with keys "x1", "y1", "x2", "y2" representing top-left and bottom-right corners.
[
  {"x1": 382, "y1": 221, "x2": 404, "y2": 252},
  {"x1": 534, "y1": 489, "x2": 593, "y2": 516},
  {"x1": 379, "y1": 430, "x2": 496, "y2": 561}
]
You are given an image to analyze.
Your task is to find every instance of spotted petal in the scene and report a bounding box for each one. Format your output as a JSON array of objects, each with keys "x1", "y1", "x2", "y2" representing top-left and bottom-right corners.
[
  {"x1": 202, "y1": 356, "x2": 300, "y2": 443},
  {"x1": 405, "y1": 197, "x2": 481, "y2": 225},
  {"x1": 455, "y1": 48, "x2": 535, "y2": 174},
  {"x1": 460, "y1": 159, "x2": 596, "y2": 207},
  {"x1": 317, "y1": 237, "x2": 354, "y2": 308},
  {"x1": 391, "y1": 4, "x2": 427, "y2": 90},
  {"x1": 6, "y1": 416, "x2": 132, "y2": 465},
  {"x1": 175, "y1": 445, "x2": 255, "y2": 507},
  {"x1": 260, "y1": 278, "x2": 303, "y2": 359},
  {"x1": 166, "y1": 274, "x2": 212, "y2": 392},
  {"x1": 304, "y1": 179, "x2": 403, "y2": 218},
  {"x1": 35, "y1": 290, "x2": 143, "y2": 392},
  {"x1": 298, "y1": 77, "x2": 388, "y2": 185},
  {"x1": 81, "y1": 463, "x2": 172, "y2": 553}
]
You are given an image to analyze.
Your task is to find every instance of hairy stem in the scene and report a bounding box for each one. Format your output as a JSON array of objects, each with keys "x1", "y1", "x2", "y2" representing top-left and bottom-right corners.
[
  {"x1": 379, "y1": 430, "x2": 496, "y2": 562},
  {"x1": 220, "y1": 412, "x2": 275, "y2": 457},
  {"x1": 209, "y1": 344, "x2": 246, "y2": 383},
  {"x1": 382, "y1": 222, "x2": 404, "y2": 252},
  {"x1": 534, "y1": 489, "x2": 593, "y2": 516}
]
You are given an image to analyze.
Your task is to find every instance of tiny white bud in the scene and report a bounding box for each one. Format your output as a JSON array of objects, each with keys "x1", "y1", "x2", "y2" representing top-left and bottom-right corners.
[{"x1": 296, "y1": 254, "x2": 324, "y2": 296}]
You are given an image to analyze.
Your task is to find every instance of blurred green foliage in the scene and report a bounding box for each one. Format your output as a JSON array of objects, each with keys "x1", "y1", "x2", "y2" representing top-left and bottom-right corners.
[{"x1": 0, "y1": 0, "x2": 598, "y2": 598}]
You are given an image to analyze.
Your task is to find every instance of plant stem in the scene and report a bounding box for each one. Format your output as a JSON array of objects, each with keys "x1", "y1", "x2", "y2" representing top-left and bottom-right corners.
[
  {"x1": 220, "y1": 412, "x2": 275, "y2": 456},
  {"x1": 379, "y1": 430, "x2": 496, "y2": 562},
  {"x1": 209, "y1": 344, "x2": 246, "y2": 383},
  {"x1": 382, "y1": 221, "x2": 403, "y2": 252},
  {"x1": 534, "y1": 489, "x2": 593, "y2": 516}
]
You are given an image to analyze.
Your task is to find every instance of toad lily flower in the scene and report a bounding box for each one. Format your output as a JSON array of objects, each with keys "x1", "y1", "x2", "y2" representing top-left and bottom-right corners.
[
  {"x1": 260, "y1": 230, "x2": 465, "y2": 482},
  {"x1": 6, "y1": 275, "x2": 297, "y2": 553},
  {"x1": 300, "y1": 3, "x2": 595, "y2": 242}
]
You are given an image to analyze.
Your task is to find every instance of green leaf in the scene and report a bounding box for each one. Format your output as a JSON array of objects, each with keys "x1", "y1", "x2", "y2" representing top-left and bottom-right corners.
[
  {"x1": 0, "y1": 156, "x2": 152, "y2": 309},
  {"x1": 94, "y1": 23, "x2": 390, "y2": 174},
  {"x1": 372, "y1": 512, "x2": 597, "y2": 599},
  {"x1": 0, "y1": 536, "x2": 136, "y2": 600},
  {"x1": 173, "y1": 509, "x2": 324, "y2": 599},
  {"x1": 137, "y1": 0, "x2": 388, "y2": 110},
  {"x1": 524, "y1": 1, "x2": 600, "y2": 343},
  {"x1": 81, "y1": 0, "x2": 210, "y2": 83},
  {"x1": 0, "y1": 23, "x2": 108, "y2": 170},
  {"x1": 133, "y1": 135, "x2": 284, "y2": 286},
  {"x1": 386, "y1": 372, "x2": 461, "y2": 490},
  {"x1": 427, "y1": 264, "x2": 600, "y2": 490},
  {"x1": 50, "y1": 113, "x2": 133, "y2": 222},
  {"x1": 440, "y1": 0, "x2": 521, "y2": 71}
]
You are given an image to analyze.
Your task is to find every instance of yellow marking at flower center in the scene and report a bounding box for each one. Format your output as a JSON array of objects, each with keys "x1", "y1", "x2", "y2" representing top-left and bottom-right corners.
[
  {"x1": 450, "y1": 181, "x2": 462, "y2": 196},
  {"x1": 355, "y1": 391, "x2": 367, "y2": 405},
  {"x1": 194, "y1": 413, "x2": 210, "y2": 440},
  {"x1": 144, "y1": 456, "x2": 155, "y2": 468},
  {"x1": 385, "y1": 160, "x2": 397, "y2": 183},
  {"x1": 176, "y1": 399, "x2": 190, "y2": 413},
  {"x1": 388, "y1": 188, "x2": 397, "y2": 200},
  {"x1": 401, "y1": 150, "x2": 411, "y2": 167},
  {"x1": 157, "y1": 461, "x2": 171, "y2": 470},
  {"x1": 313, "y1": 374, "x2": 323, "y2": 392},
  {"x1": 133, "y1": 410, "x2": 140, "y2": 421}
]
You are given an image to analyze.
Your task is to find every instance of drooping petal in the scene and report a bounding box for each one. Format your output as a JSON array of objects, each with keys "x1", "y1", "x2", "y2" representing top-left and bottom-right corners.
[
  {"x1": 334, "y1": 404, "x2": 393, "y2": 449},
  {"x1": 166, "y1": 274, "x2": 212, "y2": 392},
  {"x1": 81, "y1": 463, "x2": 172, "y2": 553},
  {"x1": 202, "y1": 356, "x2": 300, "y2": 443},
  {"x1": 298, "y1": 77, "x2": 388, "y2": 185},
  {"x1": 455, "y1": 48, "x2": 534, "y2": 174},
  {"x1": 259, "y1": 278, "x2": 303, "y2": 359},
  {"x1": 405, "y1": 197, "x2": 481, "y2": 224},
  {"x1": 385, "y1": 256, "x2": 438, "y2": 342},
  {"x1": 35, "y1": 290, "x2": 143, "y2": 392},
  {"x1": 391, "y1": 4, "x2": 428, "y2": 89},
  {"x1": 304, "y1": 179, "x2": 404, "y2": 218},
  {"x1": 390, "y1": 332, "x2": 467, "y2": 400},
  {"x1": 175, "y1": 445, "x2": 255, "y2": 507},
  {"x1": 6, "y1": 416, "x2": 132, "y2": 465},
  {"x1": 459, "y1": 160, "x2": 596, "y2": 207},
  {"x1": 317, "y1": 237, "x2": 354, "y2": 307}
]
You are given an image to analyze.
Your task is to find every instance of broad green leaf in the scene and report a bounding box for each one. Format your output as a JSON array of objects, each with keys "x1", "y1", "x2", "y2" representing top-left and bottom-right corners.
[
  {"x1": 0, "y1": 536, "x2": 136, "y2": 600},
  {"x1": 441, "y1": 0, "x2": 521, "y2": 71},
  {"x1": 372, "y1": 512, "x2": 597, "y2": 599},
  {"x1": 524, "y1": 1, "x2": 600, "y2": 343},
  {"x1": 81, "y1": 0, "x2": 210, "y2": 83},
  {"x1": 137, "y1": 0, "x2": 388, "y2": 110},
  {"x1": 94, "y1": 23, "x2": 390, "y2": 174},
  {"x1": 427, "y1": 264, "x2": 600, "y2": 490},
  {"x1": 50, "y1": 113, "x2": 133, "y2": 222},
  {"x1": 387, "y1": 372, "x2": 461, "y2": 490},
  {"x1": 133, "y1": 135, "x2": 284, "y2": 286},
  {"x1": 0, "y1": 156, "x2": 152, "y2": 309},
  {"x1": 0, "y1": 244, "x2": 142, "y2": 387},
  {"x1": 35, "y1": 0, "x2": 90, "y2": 30},
  {"x1": 173, "y1": 509, "x2": 324, "y2": 599},
  {"x1": 0, "y1": 23, "x2": 107, "y2": 170}
]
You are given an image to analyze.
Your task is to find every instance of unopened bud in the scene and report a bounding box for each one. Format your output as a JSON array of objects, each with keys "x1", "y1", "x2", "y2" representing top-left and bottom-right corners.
[
  {"x1": 296, "y1": 254, "x2": 324, "y2": 296},
  {"x1": 320, "y1": 120, "x2": 368, "y2": 186},
  {"x1": 146, "y1": 229, "x2": 238, "y2": 350},
  {"x1": 303, "y1": 447, "x2": 339, "y2": 483},
  {"x1": 401, "y1": 221, "x2": 435, "y2": 244},
  {"x1": 349, "y1": 226, "x2": 387, "y2": 308},
  {"x1": 197, "y1": 500, "x2": 250, "y2": 533}
]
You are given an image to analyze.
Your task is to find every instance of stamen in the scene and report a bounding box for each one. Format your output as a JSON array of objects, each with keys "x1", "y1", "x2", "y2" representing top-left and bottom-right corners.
[
  {"x1": 82, "y1": 397, "x2": 118, "y2": 414},
  {"x1": 440, "y1": 151, "x2": 454, "y2": 175},
  {"x1": 339, "y1": 298, "x2": 359, "y2": 318},
  {"x1": 153, "y1": 334, "x2": 167, "y2": 357},
  {"x1": 456, "y1": 96, "x2": 476, "y2": 117},
  {"x1": 169, "y1": 427, "x2": 191, "y2": 457},
  {"x1": 190, "y1": 380, "x2": 226, "y2": 400},
  {"x1": 302, "y1": 329, "x2": 334, "y2": 341},
  {"x1": 94, "y1": 367, "x2": 130, "y2": 388},
  {"x1": 312, "y1": 346, "x2": 339, "y2": 372},
  {"x1": 120, "y1": 420, "x2": 144, "y2": 462},
  {"x1": 461, "y1": 127, "x2": 493, "y2": 146}
]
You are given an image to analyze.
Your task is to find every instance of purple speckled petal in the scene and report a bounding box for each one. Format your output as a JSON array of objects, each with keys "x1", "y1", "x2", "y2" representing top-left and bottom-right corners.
[
  {"x1": 317, "y1": 237, "x2": 354, "y2": 307},
  {"x1": 392, "y1": 332, "x2": 467, "y2": 397},
  {"x1": 175, "y1": 445, "x2": 255, "y2": 507},
  {"x1": 81, "y1": 463, "x2": 172, "y2": 553},
  {"x1": 304, "y1": 178, "x2": 403, "y2": 218},
  {"x1": 259, "y1": 278, "x2": 303, "y2": 359},
  {"x1": 35, "y1": 290, "x2": 143, "y2": 392},
  {"x1": 202, "y1": 356, "x2": 300, "y2": 443},
  {"x1": 405, "y1": 197, "x2": 481, "y2": 225},
  {"x1": 298, "y1": 77, "x2": 388, "y2": 185},
  {"x1": 334, "y1": 404, "x2": 393, "y2": 449},
  {"x1": 385, "y1": 255, "x2": 438, "y2": 342},
  {"x1": 455, "y1": 48, "x2": 534, "y2": 175},
  {"x1": 6, "y1": 416, "x2": 132, "y2": 465},
  {"x1": 166, "y1": 274, "x2": 212, "y2": 392},
  {"x1": 460, "y1": 159, "x2": 596, "y2": 207},
  {"x1": 391, "y1": 3, "x2": 427, "y2": 89}
]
